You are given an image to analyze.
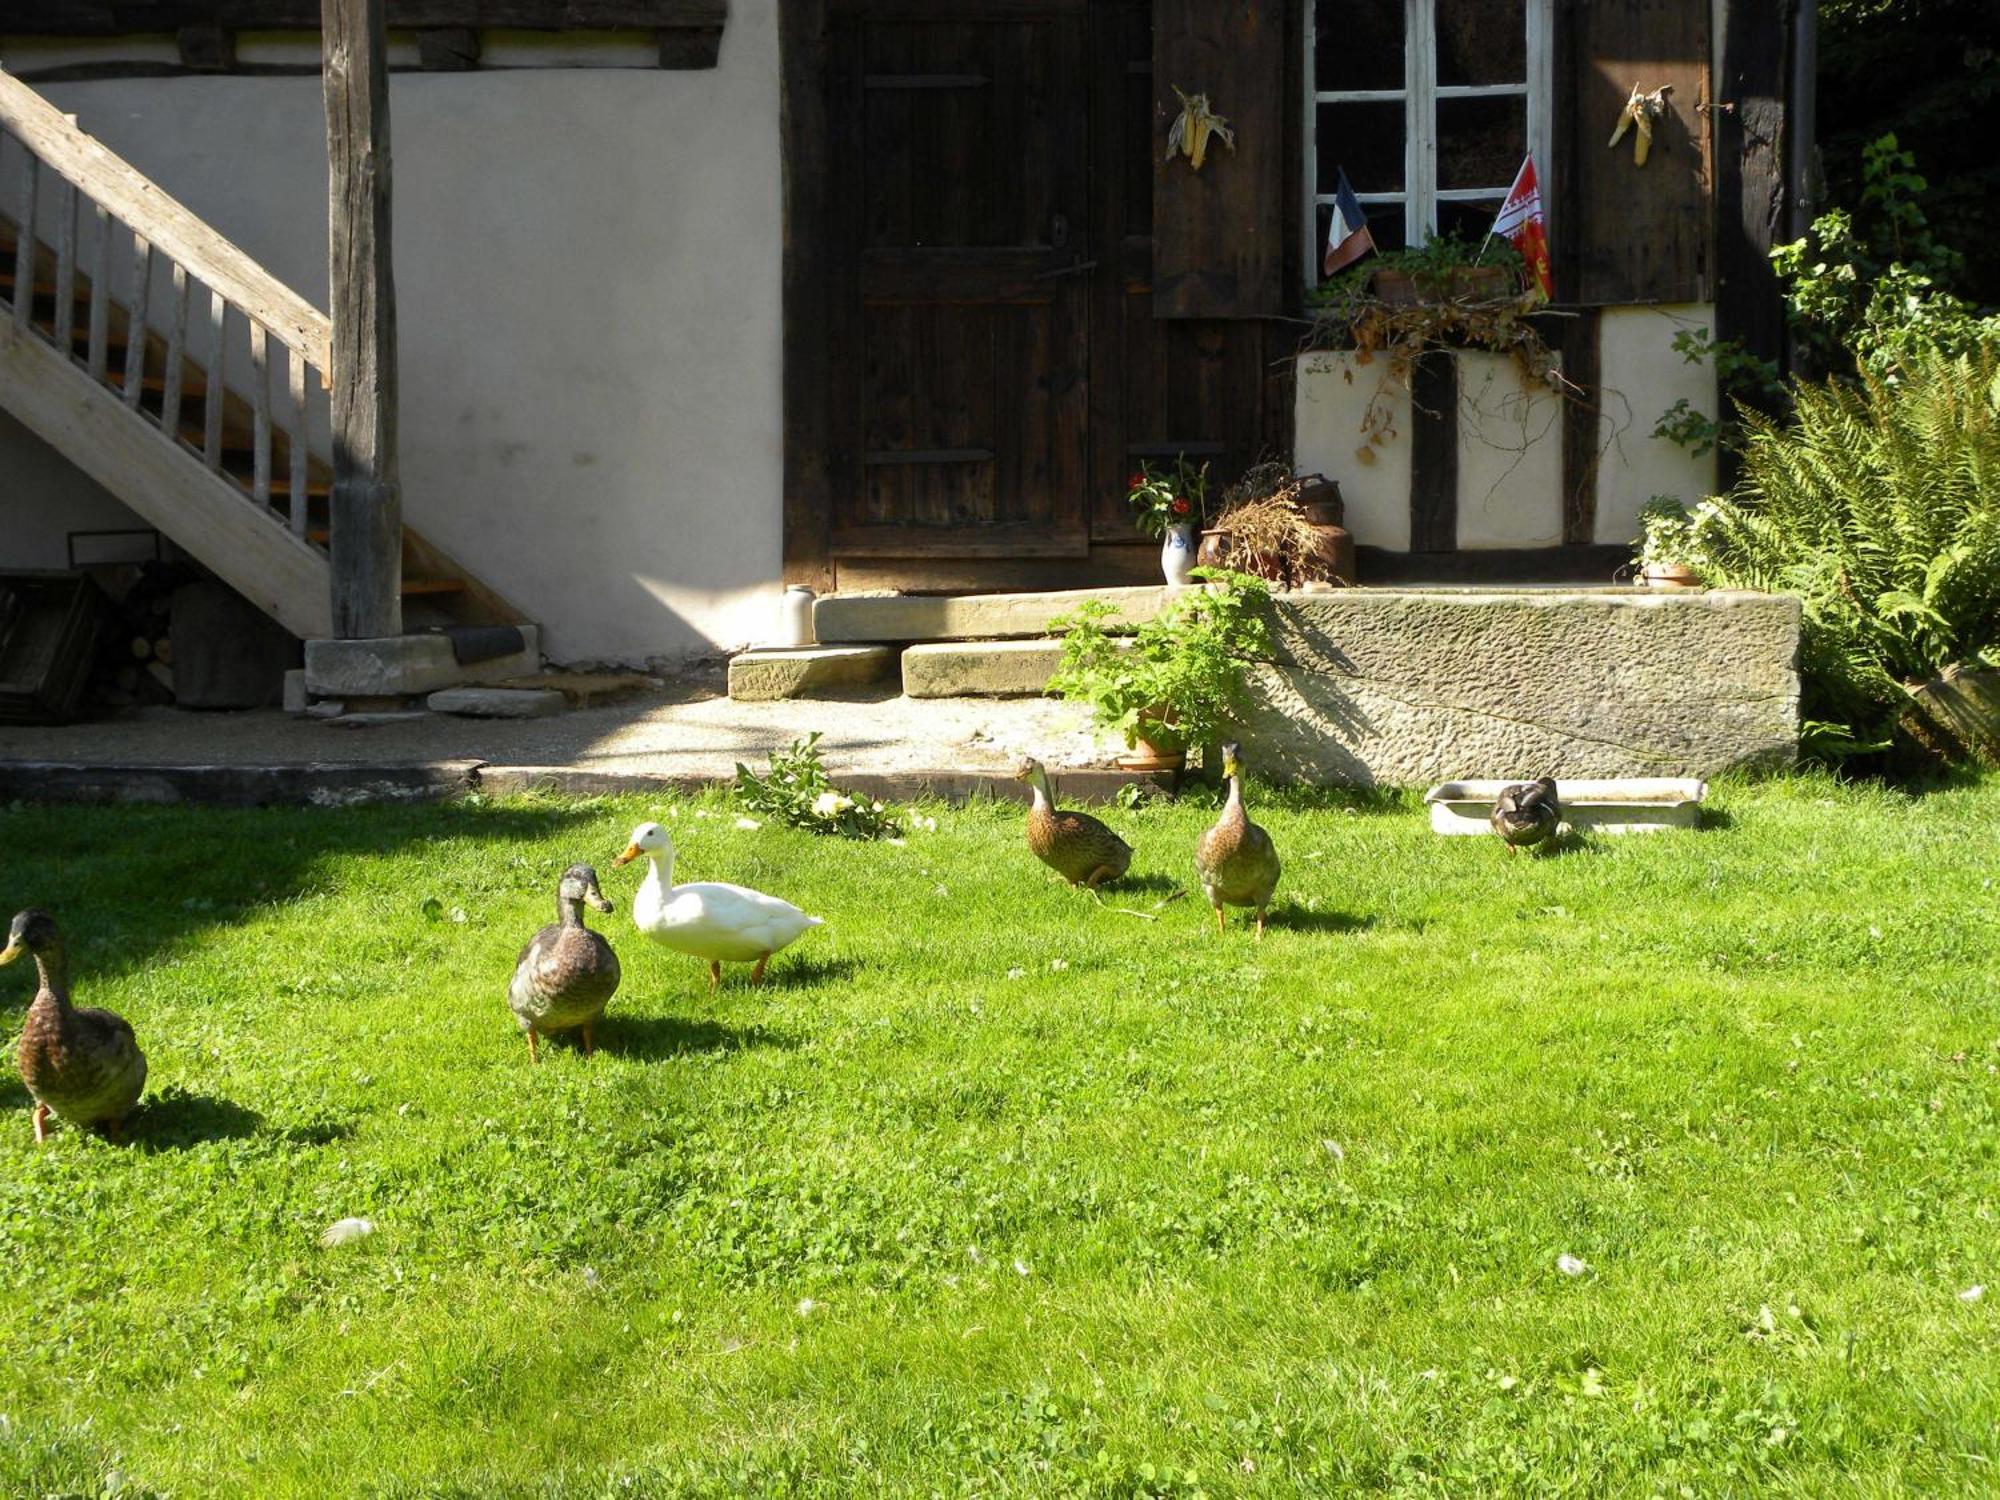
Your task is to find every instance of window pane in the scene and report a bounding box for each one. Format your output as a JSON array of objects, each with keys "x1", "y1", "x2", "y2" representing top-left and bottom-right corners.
[
  {"x1": 1314, "y1": 0, "x2": 1402, "y2": 93},
  {"x1": 1436, "y1": 95, "x2": 1525, "y2": 192},
  {"x1": 1436, "y1": 0, "x2": 1524, "y2": 88},
  {"x1": 1435, "y1": 197, "x2": 1504, "y2": 247},
  {"x1": 1317, "y1": 101, "x2": 1405, "y2": 194}
]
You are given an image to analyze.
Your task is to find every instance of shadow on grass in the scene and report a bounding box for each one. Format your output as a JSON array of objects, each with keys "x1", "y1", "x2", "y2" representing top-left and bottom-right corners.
[
  {"x1": 131, "y1": 1087, "x2": 264, "y2": 1151},
  {"x1": 1266, "y1": 907, "x2": 1375, "y2": 935},
  {"x1": 596, "y1": 1013, "x2": 795, "y2": 1061},
  {"x1": 1699, "y1": 806, "x2": 1738, "y2": 831},
  {"x1": 758, "y1": 954, "x2": 861, "y2": 990},
  {"x1": 2, "y1": 799, "x2": 608, "y2": 984},
  {"x1": 1104, "y1": 873, "x2": 1185, "y2": 897}
]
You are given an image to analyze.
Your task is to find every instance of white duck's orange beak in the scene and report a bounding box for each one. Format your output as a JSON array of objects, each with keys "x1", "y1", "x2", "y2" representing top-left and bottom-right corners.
[{"x1": 612, "y1": 843, "x2": 642, "y2": 866}]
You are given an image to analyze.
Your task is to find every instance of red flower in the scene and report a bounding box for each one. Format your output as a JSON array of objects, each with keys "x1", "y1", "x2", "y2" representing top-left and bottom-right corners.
[
  {"x1": 1128, "y1": 475, "x2": 1146, "y2": 492},
  {"x1": 1171, "y1": 498, "x2": 1192, "y2": 515}
]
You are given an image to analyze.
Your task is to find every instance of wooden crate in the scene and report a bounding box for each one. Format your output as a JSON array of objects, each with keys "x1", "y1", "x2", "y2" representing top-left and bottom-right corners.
[{"x1": 0, "y1": 573, "x2": 102, "y2": 725}]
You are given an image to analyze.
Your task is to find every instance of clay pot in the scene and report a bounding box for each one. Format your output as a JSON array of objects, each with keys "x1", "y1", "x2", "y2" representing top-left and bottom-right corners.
[
  {"x1": 1298, "y1": 523, "x2": 1356, "y2": 587},
  {"x1": 1450, "y1": 265, "x2": 1516, "y2": 301},
  {"x1": 1116, "y1": 707, "x2": 1186, "y2": 773},
  {"x1": 1296, "y1": 474, "x2": 1345, "y2": 527},
  {"x1": 1369, "y1": 268, "x2": 1419, "y2": 306},
  {"x1": 1641, "y1": 562, "x2": 1701, "y2": 589}
]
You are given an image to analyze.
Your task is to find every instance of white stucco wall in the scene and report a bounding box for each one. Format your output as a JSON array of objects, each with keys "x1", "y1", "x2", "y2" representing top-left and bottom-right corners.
[
  {"x1": 0, "y1": 6, "x2": 783, "y2": 663},
  {"x1": 1295, "y1": 308, "x2": 1718, "y2": 555}
]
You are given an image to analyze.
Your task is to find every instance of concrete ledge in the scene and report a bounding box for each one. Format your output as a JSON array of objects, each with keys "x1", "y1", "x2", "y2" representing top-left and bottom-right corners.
[
  {"x1": 476, "y1": 765, "x2": 1171, "y2": 805},
  {"x1": 1240, "y1": 588, "x2": 1801, "y2": 783},
  {"x1": 304, "y1": 628, "x2": 541, "y2": 697},
  {"x1": 427, "y1": 687, "x2": 567, "y2": 718},
  {"x1": 728, "y1": 645, "x2": 895, "y2": 702},
  {"x1": 0, "y1": 760, "x2": 482, "y2": 807},
  {"x1": 816, "y1": 586, "x2": 1165, "y2": 643},
  {"x1": 903, "y1": 640, "x2": 1065, "y2": 698}
]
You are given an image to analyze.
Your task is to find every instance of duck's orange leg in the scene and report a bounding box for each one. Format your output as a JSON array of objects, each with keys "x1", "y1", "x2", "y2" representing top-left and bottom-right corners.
[
  {"x1": 1212, "y1": 904, "x2": 1226, "y2": 937},
  {"x1": 751, "y1": 955, "x2": 769, "y2": 986},
  {"x1": 32, "y1": 1103, "x2": 49, "y2": 1144},
  {"x1": 580, "y1": 1023, "x2": 595, "y2": 1058},
  {"x1": 708, "y1": 960, "x2": 723, "y2": 992},
  {"x1": 1254, "y1": 907, "x2": 1267, "y2": 941},
  {"x1": 527, "y1": 1028, "x2": 541, "y2": 1065}
]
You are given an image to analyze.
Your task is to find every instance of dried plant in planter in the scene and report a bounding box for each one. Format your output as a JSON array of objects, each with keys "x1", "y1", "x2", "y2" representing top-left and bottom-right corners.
[{"x1": 1204, "y1": 464, "x2": 1349, "y2": 589}]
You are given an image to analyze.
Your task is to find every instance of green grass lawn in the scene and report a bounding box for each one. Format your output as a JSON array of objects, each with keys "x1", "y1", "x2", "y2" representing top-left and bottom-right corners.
[{"x1": 1, "y1": 773, "x2": 1997, "y2": 1497}]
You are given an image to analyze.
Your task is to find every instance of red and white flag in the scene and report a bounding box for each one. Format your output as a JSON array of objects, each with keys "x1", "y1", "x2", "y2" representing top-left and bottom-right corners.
[{"x1": 1490, "y1": 155, "x2": 1553, "y2": 299}]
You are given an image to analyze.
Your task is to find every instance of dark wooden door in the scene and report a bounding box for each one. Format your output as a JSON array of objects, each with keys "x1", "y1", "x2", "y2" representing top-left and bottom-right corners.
[{"x1": 826, "y1": 1, "x2": 1093, "y2": 559}]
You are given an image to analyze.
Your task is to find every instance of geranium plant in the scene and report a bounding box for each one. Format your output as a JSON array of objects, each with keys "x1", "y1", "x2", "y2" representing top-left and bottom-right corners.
[{"x1": 1126, "y1": 457, "x2": 1209, "y2": 538}]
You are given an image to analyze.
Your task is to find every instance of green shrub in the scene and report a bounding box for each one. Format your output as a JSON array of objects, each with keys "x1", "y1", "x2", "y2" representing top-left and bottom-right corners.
[
  {"x1": 1046, "y1": 570, "x2": 1274, "y2": 756},
  {"x1": 1680, "y1": 344, "x2": 2000, "y2": 760},
  {"x1": 734, "y1": 731, "x2": 904, "y2": 839}
]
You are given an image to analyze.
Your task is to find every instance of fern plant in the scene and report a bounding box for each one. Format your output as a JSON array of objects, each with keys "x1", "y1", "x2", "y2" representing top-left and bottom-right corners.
[{"x1": 1683, "y1": 344, "x2": 2000, "y2": 759}]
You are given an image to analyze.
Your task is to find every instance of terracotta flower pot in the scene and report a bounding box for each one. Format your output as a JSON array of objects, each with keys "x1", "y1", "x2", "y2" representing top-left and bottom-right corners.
[
  {"x1": 1641, "y1": 562, "x2": 1701, "y2": 589},
  {"x1": 1116, "y1": 706, "x2": 1186, "y2": 773}
]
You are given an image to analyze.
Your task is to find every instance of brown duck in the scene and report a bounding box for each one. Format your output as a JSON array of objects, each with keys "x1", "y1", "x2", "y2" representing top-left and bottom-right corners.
[
  {"x1": 509, "y1": 864, "x2": 621, "y2": 1063},
  {"x1": 1015, "y1": 756, "x2": 1133, "y2": 889},
  {"x1": 3, "y1": 908, "x2": 147, "y2": 1143},
  {"x1": 1491, "y1": 777, "x2": 1561, "y2": 851},
  {"x1": 1194, "y1": 741, "x2": 1281, "y2": 937}
]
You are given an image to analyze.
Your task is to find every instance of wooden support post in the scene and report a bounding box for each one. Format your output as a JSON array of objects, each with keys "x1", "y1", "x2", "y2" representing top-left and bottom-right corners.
[{"x1": 322, "y1": 0, "x2": 402, "y2": 639}]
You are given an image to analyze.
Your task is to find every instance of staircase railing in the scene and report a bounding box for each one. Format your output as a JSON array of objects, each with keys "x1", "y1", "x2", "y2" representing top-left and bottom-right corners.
[{"x1": 0, "y1": 66, "x2": 331, "y2": 546}]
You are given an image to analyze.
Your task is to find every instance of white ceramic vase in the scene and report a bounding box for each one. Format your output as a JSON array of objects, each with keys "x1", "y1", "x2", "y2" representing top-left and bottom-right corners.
[
  {"x1": 1161, "y1": 523, "x2": 1198, "y2": 586},
  {"x1": 776, "y1": 585, "x2": 817, "y2": 647}
]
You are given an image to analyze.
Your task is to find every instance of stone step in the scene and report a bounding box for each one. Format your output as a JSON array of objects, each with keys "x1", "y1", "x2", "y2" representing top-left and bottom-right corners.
[
  {"x1": 902, "y1": 639, "x2": 1064, "y2": 699},
  {"x1": 304, "y1": 625, "x2": 541, "y2": 697},
  {"x1": 427, "y1": 686, "x2": 567, "y2": 719},
  {"x1": 815, "y1": 585, "x2": 1165, "y2": 644},
  {"x1": 727, "y1": 644, "x2": 896, "y2": 702}
]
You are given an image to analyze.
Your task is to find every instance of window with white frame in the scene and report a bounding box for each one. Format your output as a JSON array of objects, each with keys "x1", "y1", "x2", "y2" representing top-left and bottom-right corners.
[{"x1": 1306, "y1": 0, "x2": 1553, "y2": 279}]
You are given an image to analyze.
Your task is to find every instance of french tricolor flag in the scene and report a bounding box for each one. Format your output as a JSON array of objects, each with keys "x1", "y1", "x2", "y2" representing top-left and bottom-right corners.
[{"x1": 1322, "y1": 168, "x2": 1376, "y2": 277}]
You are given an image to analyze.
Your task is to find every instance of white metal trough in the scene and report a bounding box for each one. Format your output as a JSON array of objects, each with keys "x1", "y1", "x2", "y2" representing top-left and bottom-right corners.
[{"x1": 1423, "y1": 778, "x2": 1709, "y2": 836}]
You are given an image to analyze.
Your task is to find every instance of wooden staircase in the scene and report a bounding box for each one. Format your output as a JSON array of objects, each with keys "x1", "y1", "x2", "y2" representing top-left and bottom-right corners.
[{"x1": 0, "y1": 69, "x2": 520, "y2": 642}]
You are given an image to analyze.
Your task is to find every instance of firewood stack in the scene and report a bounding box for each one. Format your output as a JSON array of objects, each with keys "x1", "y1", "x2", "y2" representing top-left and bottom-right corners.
[{"x1": 85, "y1": 560, "x2": 199, "y2": 709}]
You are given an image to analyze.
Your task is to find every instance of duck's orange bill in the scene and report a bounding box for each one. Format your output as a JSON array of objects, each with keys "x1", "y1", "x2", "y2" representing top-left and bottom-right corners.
[
  {"x1": 612, "y1": 844, "x2": 641, "y2": 866},
  {"x1": 0, "y1": 942, "x2": 22, "y2": 966}
]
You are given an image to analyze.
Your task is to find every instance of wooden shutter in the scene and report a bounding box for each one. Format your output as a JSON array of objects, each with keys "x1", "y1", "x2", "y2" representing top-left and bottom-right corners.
[
  {"x1": 1563, "y1": 0, "x2": 1713, "y2": 305},
  {"x1": 1151, "y1": 0, "x2": 1286, "y2": 318}
]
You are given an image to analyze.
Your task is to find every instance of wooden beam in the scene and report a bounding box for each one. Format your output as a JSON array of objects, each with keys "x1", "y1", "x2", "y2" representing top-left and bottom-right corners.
[
  {"x1": 1714, "y1": 0, "x2": 1788, "y2": 384},
  {"x1": 1556, "y1": 309, "x2": 1602, "y2": 546},
  {"x1": 322, "y1": 0, "x2": 402, "y2": 638},
  {"x1": 779, "y1": 0, "x2": 833, "y2": 590},
  {"x1": 1407, "y1": 351, "x2": 1458, "y2": 554}
]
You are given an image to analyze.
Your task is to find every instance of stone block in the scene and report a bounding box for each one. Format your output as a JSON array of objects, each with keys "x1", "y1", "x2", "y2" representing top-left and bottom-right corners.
[
  {"x1": 304, "y1": 626, "x2": 540, "y2": 697},
  {"x1": 427, "y1": 686, "x2": 567, "y2": 719},
  {"x1": 902, "y1": 640, "x2": 1066, "y2": 698},
  {"x1": 282, "y1": 669, "x2": 308, "y2": 716},
  {"x1": 815, "y1": 586, "x2": 1164, "y2": 643},
  {"x1": 1235, "y1": 589, "x2": 1800, "y2": 784},
  {"x1": 727, "y1": 645, "x2": 895, "y2": 702}
]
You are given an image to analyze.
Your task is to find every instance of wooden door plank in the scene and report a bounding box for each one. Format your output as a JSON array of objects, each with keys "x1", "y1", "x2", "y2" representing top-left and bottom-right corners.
[{"x1": 1151, "y1": 0, "x2": 1286, "y2": 317}]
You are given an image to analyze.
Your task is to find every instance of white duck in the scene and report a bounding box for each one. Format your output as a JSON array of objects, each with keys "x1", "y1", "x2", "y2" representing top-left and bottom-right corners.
[{"x1": 613, "y1": 821, "x2": 823, "y2": 990}]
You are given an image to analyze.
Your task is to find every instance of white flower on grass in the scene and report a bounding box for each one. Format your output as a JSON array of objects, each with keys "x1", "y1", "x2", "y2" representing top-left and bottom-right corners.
[
  {"x1": 1320, "y1": 1139, "x2": 1345, "y2": 1162},
  {"x1": 796, "y1": 1297, "x2": 820, "y2": 1317},
  {"x1": 1013, "y1": 1258, "x2": 1032, "y2": 1277},
  {"x1": 811, "y1": 791, "x2": 853, "y2": 819},
  {"x1": 319, "y1": 1217, "x2": 375, "y2": 1248},
  {"x1": 583, "y1": 1266, "x2": 602, "y2": 1290},
  {"x1": 734, "y1": 817, "x2": 762, "y2": 831},
  {"x1": 1960, "y1": 1284, "x2": 1986, "y2": 1304},
  {"x1": 1006, "y1": 967, "x2": 1025, "y2": 980},
  {"x1": 1556, "y1": 1253, "x2": 1588, "y2": 1277},
  {"x1": 1049, "y1": 958, "x2": 1069, "y2": 972}
]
